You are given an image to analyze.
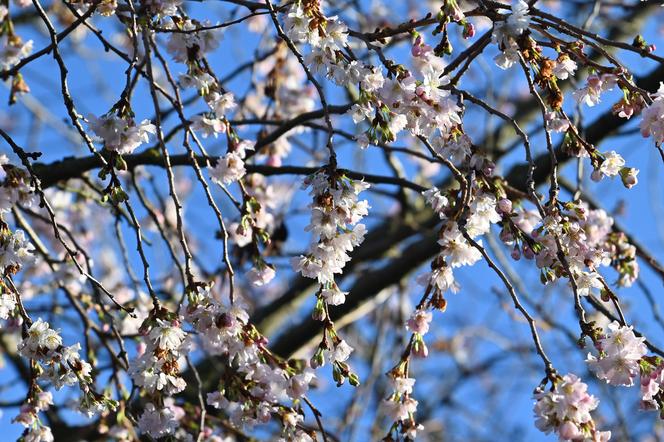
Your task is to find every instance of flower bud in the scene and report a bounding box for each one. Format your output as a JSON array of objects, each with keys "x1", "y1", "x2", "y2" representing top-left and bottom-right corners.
[
  {"x1": 497, "y1": 198, "x2": 513, "y2": 214},
  {"x1": 591, "y1": 169, "x2": 603, "y2": 182},
  {"x1": 312, "y1": 298, "x2": 327, "y2": 321},
  {"x1": 412, "y1": 335, "x2": 429, "y2": 358},
  {"x1": 482, "y1": 160, "x2": 496, "y2": 176},
  {"x1": 620, "y1": 167, "x2": 639, "y2": 189},
  {"x1": 523, "y1": 245, "x2": 535, "y2": 260},
  {"x1": 463, "y1": 22, "x2": 475, "y2": 39},
  {"x1": 311, "y1": 348, "x2": 325, "y2": 369},
  {"x1": 499, "y1": 227, "x2": 514, "y2": 243},
  {"x1": 215, "y1": 312, "x2": 234, "y2": 329}
]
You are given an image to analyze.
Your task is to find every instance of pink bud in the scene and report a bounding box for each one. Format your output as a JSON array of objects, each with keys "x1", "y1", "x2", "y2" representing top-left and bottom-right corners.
[
  {"x1": 621, "y1": 167, "x2": 639, "y2": 189},
  {"x1": 523, "y1": 245, "x2": 535, "y2": 260},
  {"x1": 499, "y1": 228, "x2": 514, "y2": 243},
  {"x1": 463, "y1": 23, "x2": 475, "y2": 39},
  {"x1": 497, "y1": 198, "x2": 513, "y2": 214},
  {"x1": 623, "y1": 174, "x2": 637, "y2": 188},
  {"x1": 482, "y1": 161, "x2": 495, "y2": 176},
  {"x1": 256, "y1": 335, "x2": 269, "y2": 346},
  {"x1": 216, "y1": 312, "x2": 234, "y2": 329}
]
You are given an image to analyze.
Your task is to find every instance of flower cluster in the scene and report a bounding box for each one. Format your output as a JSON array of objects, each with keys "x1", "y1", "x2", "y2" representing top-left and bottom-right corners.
[
  {"x1": 584, "y1": 323, "x2": 664, "y2": 418},
  {"x1": 165, "y1": 18, "x2": 221, "y2": 63},
  {"x1": 293, "y1": 170, "x2": 369, "y2": 301},
  {"x1": 492, "y1": 0, "x2": 531, "y2": 69},
  {"x1": 501, "y1": 202, "x2": 639, "y2": 294},
  {"x1": 418, "y1": 189, "x2": 500, "y2": 298},
  {"x1": 382, "y1": 373, "x2": 422, "y2": 439},
  {"x1": 129, "y1": 315, "x2": 189, "y2": 397},
  {"x1": 184, "y1": 77, "x2": 237, "y2": 141},
  {"x1": 241, "y1": 45, "x2": 315, "y2": 167},
  {"x1": 289, "y1": 170, "x2": 365, "y2": 384},
  {"x1": 160, "y1": 15, "x2": 234, "y2": 147},
  {"x1": 137, "y1": 403, "x2": 179, "y2": 439},
  {"x1": 165, "y1": 19, "x2": 258, "y2": 190},
  {"x1": 386, "y1": 185, "x2": 501, "y2": 438},
  {"x1": 13, "y1": 386, "x2": 54, "y2": 442},
  {"x1": 533, "y1": 373, "x2": 611, "y2": 441},
  {"x1": 18, "y1": 319, "x2": 117, "y2": 416},
  {"x1": 0, "y1": 160, "x2": 37, "y2": 213},
  {"x1": 208, "y1": 139, "x2": 254, "y2": 185},
  {"x1": 0, "y1": 226, "x2": 35, "y2": 274},
  {"x1": 588, "y1": 150, "x2": 639, "y2": 189},
  {"x1": 379, "y1": 309, "x2": 432, "y2": 437},
  {"x1": 87, "y1": 114, "x2": 156, "y2": 155},
  {"x1": 573, "y1": 74, "x2": 617, "y2": 108},
  {"x1": 184, "y1": 284, "x2": 316, "y2": 440},
  {"x1": 285, "y1": 3, "x2": 463, "y2": 149},
  {"x1": 587, "y1": 321, "x2": 647, "y2": 387}
]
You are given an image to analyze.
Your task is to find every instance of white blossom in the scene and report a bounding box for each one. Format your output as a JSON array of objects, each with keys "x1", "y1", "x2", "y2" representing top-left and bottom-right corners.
[
  {"x1": 165, "y1": 19, "x2": 220, "y2": 63},
  {"x1": 137, "y1": 403, "x2": 178, "y2": 439},
  {"x1": 587, "y1": 321, "x2": 647, "y2": 386},
  {"x1": 328, "y1": 339, "x2": 353, "y2": 363},
  {"x1": 87, "y1": 115, "x2": 155, "y2": 155},
  {"x1": 0, "y1": 34, "x2": 33, "y2": 70},
  {"x1": 552, "y1": 55, "x2": 577, "y2": 80},
  {"x1": 640, "y1": 82, "x2": 664, "y2": 144},
  {"x1": 191, "y1": 115, "x2": 225, "y2": 138},
  {"x1": 209, "y1": 152, "x2": 247, "y2": 185},
  {"x1": 599, "y1": 151, "x2": 625, "y2": 177},
  {"x1": 246, "y1": 264, "x2": 276, "y2": 287},
  {"x1": 149, "y1": 320, "x2": 186, "y2": 351}
]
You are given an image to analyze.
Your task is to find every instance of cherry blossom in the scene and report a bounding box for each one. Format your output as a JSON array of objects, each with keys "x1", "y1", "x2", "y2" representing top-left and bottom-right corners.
[
  {"x1": 87, "y1": 114, "x2": 155, "y2": 155},
  {"x1": 641, "y1": 82, "x2": 664, "y2": 144},
  {"x1": 1, "y1": 0, "x2": 663, "y2": 440},
  {"x1": 587, "y1": 321, "x2": 647, "y2": 387},
  {"x1": 534, "y1": 373, "x2": 611, "y2": 441}
]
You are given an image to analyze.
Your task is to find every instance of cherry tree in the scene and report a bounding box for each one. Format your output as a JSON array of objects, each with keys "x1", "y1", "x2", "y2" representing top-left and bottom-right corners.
[{"x1": 0, "y1": 0, "x2": 663, "y2": 440}]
